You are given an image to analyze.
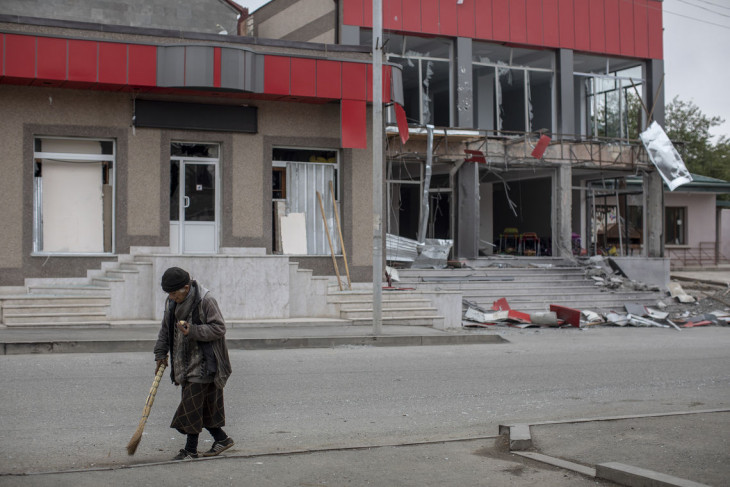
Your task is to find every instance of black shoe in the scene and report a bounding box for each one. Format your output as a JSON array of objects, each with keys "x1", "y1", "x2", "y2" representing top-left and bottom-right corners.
[
  {"x1": 202, "y1": 437, "x2": 234, "y2": 457},
  {"x1": 173, "y1": 449, "x2": 199, "y2": 460}
]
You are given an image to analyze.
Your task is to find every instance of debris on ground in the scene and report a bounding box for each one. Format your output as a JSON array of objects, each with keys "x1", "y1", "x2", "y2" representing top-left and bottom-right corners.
[{"x1": 461, "y1": 272, "x2": 730, "y2": 331}]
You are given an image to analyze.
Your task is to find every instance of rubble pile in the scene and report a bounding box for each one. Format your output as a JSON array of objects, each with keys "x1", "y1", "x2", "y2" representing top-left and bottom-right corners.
[{"x1": 462, "y1": 256, "x2": 730, "y2": 330}]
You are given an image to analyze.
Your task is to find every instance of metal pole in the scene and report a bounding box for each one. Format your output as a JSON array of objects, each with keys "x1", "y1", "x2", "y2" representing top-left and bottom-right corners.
[{"x1": 372, "y1": 0, "x2": 383, "y2": 335}]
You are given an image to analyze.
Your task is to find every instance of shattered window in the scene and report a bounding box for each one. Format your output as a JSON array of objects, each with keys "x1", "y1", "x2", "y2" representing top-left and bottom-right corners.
[
  {"x1": 575, "y1": 56, "x2": 643, "y2": 140},
  {"x1": 472, "y1": 41, "x2": 554, "y2": 135},
  {"x1": 387, "y1": 36, "x2": 452, "y2": 127}
]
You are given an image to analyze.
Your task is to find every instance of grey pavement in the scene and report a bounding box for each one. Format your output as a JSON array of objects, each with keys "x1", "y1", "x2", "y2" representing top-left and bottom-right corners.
[{"x1": 1, "y1": 322, "x2": 728, "y2": 486}]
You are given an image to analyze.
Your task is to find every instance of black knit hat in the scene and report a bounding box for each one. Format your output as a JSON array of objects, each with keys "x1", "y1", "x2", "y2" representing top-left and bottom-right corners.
[{"x1": 161, "y1": 267, "x2": 191, "y2": 292}]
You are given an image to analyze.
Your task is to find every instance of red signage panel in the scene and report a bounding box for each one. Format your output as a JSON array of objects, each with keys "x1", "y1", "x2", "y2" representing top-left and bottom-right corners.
[
  {"x1": 99, "y1": 42, "x2": 128, "y2": 85},
  {"x1": 69, "y1": 40, "x2": 97, "y2": 83},
  {"x1": 4, "y1": 34, "x2": 36, "y2": 79},
  {"x1": 341, "y1": 99, "x2": 367, "y2": 149},
  {"x1": 37, "y1": 37, "x2": 67, "y2": 81},
  {"x1": 129, "y1": 44, "x2": 157, "y2": 87},
  {"x1": 264, "y1": 55, "x2": 291, "y2": 95},
  {"x1": 291, "y1": 57, "x2": 316, "y2": 97},
  {"x1": 316, "y1": 60, "x2": 341, "y2": 99}
]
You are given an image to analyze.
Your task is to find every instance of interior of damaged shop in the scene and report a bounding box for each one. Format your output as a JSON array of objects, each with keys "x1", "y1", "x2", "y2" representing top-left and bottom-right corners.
[{"x1": 383, "y1": 130, "x2": 667, "y2": 267}]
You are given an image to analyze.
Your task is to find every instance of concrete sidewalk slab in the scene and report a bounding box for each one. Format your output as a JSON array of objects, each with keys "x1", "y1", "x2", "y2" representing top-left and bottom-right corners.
[
  {"x1": 527, "y1": 411, "x2": 730, "y2": 487},
  {"x1": 0, "y1": 323, "x2": 507, "y2": 354}
]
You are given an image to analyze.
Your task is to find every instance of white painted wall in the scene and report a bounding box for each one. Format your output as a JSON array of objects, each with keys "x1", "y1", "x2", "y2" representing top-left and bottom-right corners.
[{"x1": 664, "y1": 192, "x2": 716, "y2": 248}]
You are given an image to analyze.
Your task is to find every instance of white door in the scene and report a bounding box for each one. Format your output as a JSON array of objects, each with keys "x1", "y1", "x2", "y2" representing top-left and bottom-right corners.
[{"x1": 170, "y1": 159, "x2": 218, "y2": 254}]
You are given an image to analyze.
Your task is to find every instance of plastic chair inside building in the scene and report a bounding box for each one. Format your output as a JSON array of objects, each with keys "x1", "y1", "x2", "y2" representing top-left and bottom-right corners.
[
  {"x1": 520, "y1": 232, "x2": 539, "y2": 256},
  {"x1": 499, "y1": 227, "x2": 520, "y2": 254}
]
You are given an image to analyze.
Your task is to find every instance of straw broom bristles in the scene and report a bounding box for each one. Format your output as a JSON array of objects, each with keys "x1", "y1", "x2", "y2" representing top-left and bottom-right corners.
[{"x1": 127, "y1": 363, "x2": 166, "y2": 455}]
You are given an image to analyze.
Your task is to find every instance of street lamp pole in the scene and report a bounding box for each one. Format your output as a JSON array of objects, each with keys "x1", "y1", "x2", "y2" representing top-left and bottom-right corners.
[{"x1": 372, "y1": 0, "x2": 383, "y2": 335}]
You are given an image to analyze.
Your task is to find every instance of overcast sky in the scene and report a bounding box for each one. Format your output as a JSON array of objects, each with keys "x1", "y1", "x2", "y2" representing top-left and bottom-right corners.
[
  {"x1": 235, "y1": 0, "x2": 730, "y2": 139},
  {"x1": 663, "y1": 0, "x2": 730, "y2": 140}
]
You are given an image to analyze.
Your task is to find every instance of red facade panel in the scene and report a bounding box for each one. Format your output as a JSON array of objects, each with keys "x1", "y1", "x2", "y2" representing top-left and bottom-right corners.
[
  {"x1": 475, "y1": 0, "x2": 493, "y2": 41},
  {"x1": 604, "y1": 0, "x2": 621, "y2": 55},
  {"x1": 37, "y1": 37, "x2": 67, "y2": 81},
  {"x1": 456, "y1": 0, "x2": 476, "y2": 38},
  {"x1": 99, "y1": 42, "x2": 127, "y2": 85},
  {"x1": 68, "y1": 40, "x2": 97, "y2": 83},
  {"x1": 343, "y1": 0, "x2": 364, "y2": 26},
  {"x1": 383, "y1": 65, "x2": 392, "y2": 103},
  {"x1": 509, "y1": 0, "x2": 527, "y2": 44},
  {"x1": 363, "y1": 0, "x2": 373, "y2": 28},
  {"x1": 421, "y1": 0, "x2": 440, "y2": 34},
  {"x1": 4, "y1": 34, "x2": 36, "y2": 79},
  {"x1": 589, "y1": 0, "x2": 605, "y2": 53},
  {"x1": 316, "y1": 60, "x2": 341, "y2": 99},
  {"x1": 619, "y1": 0, "x2": 635, "y2": 56},
  {"x1": 558, "y1": 0, "x2": 575, "y2": 48},
  {"x1": 341, "y1": 99, "x2": 367, "y2": 149},
  {"x1": 647, "y1": 0, "x2": 663, "y2": 59},
  {"x1": 291, "y1": 58, "x2": 316, "y2": 97},
  {"x1": 438, "y1": 0, "x2": 458, "y2": 36},
  {"x1": 573, "y1": 0, "x2": 590, "y2": 51},
  {"x1": 213, "y1": 47, "x2": 221, "y2": 88},
  {"x1": 264, "y1": 56, "x2": 291, "y2": 95},
  {"x1": 128, "y1": 44, "x2": 156, "y2": 87},
  {"x1": 492, "y1": 0, "x2": 510, "y2": 42},
  {"x1": 402, "y1": 0, "x2": 422, "y2": 32},
  {"x1": 342, "y1": 62, "x2": 367, "y2": 100},
  {"x1": 541, "y1": 0, "x2": 559, "y2": 47},
  {"x1": 0, "y1": 36, "x2": 3, "y2": 77},
  {"x1": 633, "y1": 0, "x2": 649, "y2": 59},
  {"x1": 384, "y1": 0, "x2": 403, "y2": 31},
  {"x1": 525, "y1": 0, "x2": 543, "y2": 46}
]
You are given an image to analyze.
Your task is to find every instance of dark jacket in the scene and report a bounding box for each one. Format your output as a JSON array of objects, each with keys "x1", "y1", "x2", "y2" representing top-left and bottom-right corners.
[{"x1": 154, "y1": 281, "x2": 232, "y2": 389}]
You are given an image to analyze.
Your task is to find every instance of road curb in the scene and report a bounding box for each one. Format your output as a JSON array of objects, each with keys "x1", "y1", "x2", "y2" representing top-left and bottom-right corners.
[
  {"x1": 500, "y1": 410, "x2": 729, "y2": 487},
  {"x1": 1, "y1": 333, "x2": 507, "y2": 355},
  {"x1": 596, "y1": 462, "x2": 711, "y2": 487}
]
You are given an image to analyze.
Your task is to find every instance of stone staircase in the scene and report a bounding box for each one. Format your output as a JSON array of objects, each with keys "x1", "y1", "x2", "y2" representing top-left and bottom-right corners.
[
  {"x1": 0, "y1": 248, "x2": 455, "y2": 329},
  {"x1": 0, "y1": 254, "x2": 158, "y2": 328},
  {"x1": 327, "y1": 283, "x2": 446, "y2": 327},
  {"x1": 394, "y1": 259, "x2": 666, "y2": 316}
]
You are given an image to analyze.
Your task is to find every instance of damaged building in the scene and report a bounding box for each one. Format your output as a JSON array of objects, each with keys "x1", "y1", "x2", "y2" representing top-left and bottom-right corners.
[
  {"x1": 251, "y1": 0, "x2": 668, "y2": 263},
  {"x1": 0, "y1": 0, "x2": 691, "y2": 328}
]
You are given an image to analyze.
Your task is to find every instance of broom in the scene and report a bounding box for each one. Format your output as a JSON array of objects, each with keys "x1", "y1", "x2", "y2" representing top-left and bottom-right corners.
[{"x1": 127, "y1": 362, "x2": 166, "y2": 455}]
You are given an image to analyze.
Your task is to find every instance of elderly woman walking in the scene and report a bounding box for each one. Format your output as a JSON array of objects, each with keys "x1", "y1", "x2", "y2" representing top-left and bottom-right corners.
[{"x1": 154, "y1": 266, "x2": 234, "y2": 460}]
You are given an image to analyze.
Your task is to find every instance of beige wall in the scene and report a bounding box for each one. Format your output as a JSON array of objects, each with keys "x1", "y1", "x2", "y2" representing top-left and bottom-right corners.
[
  {"x1": 232, "y1": 133, "x2": 264, "y2": 239},
  {"x1": 0, "y1": 88, "x2": 25, "y2": 268},
  {"x1": 256, "y1": 0, "x2": 335, "y2": 42},
  {"x1": 127, "y1": 128, "x2": 162, "y2": 236},
  {"x1": 0, "y1": 85, "x2": 375, "y2": 283},
  {"x1": 0, "y1": 86, "x2": 129, "y2": 269}
]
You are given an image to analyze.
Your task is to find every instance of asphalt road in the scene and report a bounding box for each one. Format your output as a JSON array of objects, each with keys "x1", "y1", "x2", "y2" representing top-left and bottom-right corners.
[{"x1": 0, "y1": 327, "x2": 728, "y2": 485}]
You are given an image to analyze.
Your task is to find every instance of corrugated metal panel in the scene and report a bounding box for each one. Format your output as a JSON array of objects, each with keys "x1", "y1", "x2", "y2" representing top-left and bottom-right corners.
[{"x1": 287, "y1": 162, "x2": 339, "y2": 255}]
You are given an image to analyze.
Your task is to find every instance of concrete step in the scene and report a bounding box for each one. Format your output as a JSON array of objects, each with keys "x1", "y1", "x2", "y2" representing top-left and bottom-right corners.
[
  {"x1": 327, "y1": 292, "x2": 433, "y2": 304},
  {"x1": 338, "y1": 298, "x2": 432, "y2": 311},
  {"x1": 341, "y1": 307, "x2": 440, "y2": 320},
  {"x1": 27, "y1": 286, "x2": 111, "y2": 296},
  {"x1": 348, "y1": 315, "x2": 445, "y2": 327},
  {"x1": 0, "y1": 295, "x2": 110, "y2": 307},
  {"x1": 3, "y1": 320, "x2": 111, "y2": 328},
  {"x1": 2, "y1": 303, "x2": 109, "y2": 315},
  {"x1": 3, "y1": 312, "x2": 108, "y2": 325}
]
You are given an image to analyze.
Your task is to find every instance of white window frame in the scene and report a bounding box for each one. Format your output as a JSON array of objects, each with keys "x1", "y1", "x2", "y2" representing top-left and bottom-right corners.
[{"x1": 32, "y1": 136, "x2": 116, "y2": 255}]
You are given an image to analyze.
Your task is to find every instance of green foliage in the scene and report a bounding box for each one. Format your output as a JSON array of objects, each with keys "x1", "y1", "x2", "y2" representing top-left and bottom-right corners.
[{"x1": 664, "y1": 96, "x2": 730, "y2": 185}]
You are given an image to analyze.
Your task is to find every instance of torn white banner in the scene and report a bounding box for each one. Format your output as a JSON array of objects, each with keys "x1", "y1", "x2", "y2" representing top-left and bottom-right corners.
[{"x1": 639, "y1": 121, "x2": 692, "y2": 191}]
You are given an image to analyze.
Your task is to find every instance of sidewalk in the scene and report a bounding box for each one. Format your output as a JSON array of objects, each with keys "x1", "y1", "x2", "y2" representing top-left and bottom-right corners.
[
  {"x1": 2, "y1": 409, "x2": 726, "y2": 486},
  {"x1": 0, "y1": 319, "x2": 507, "y2": 355}
]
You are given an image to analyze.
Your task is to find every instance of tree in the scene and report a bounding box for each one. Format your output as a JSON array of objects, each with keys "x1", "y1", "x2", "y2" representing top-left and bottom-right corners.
[{"x1": 664, "y1": 96, "x2": 730, "y2": 182}]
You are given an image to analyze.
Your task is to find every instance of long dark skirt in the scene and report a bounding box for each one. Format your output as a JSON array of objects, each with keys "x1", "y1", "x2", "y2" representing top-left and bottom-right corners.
[{"x1": 171, "y1": 382, "x2": 225, "y2": 435}]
